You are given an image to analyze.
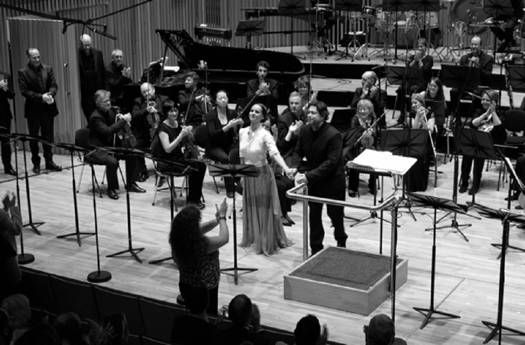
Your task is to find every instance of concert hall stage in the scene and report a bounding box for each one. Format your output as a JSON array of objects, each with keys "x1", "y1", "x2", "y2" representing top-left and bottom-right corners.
[{"x1": 2, "y1": 145, "x2": 525, "y2": 344}]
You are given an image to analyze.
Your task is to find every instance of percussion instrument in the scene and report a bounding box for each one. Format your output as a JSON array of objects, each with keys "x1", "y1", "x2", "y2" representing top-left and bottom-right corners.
[
  {"x1": 362, "y1": 6, "x2": 376, "y2": 19},
  {"x1": 451, "y1": 0, "x2": 489, "y2": 34}
]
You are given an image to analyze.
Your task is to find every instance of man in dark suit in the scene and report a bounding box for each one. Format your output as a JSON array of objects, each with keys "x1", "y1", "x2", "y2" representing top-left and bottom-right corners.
[
  {"x1": 0, "y1": 73, "x2": 15, "y2": 175},
  {"x1": 246, "y1": 60, "x2": 279, "y2": 124},
  {"x1": 87, "y1": 90, "x2": 145, "y2": 199},
  {"x1": 79, "y1": 34, "x2": 105, "y2": 121},
  {"x1": 351, "y1": 71, "x2": 385, "y2": 126},
  {"x1": 18, "y1": 48, "x2": 62, "y2": 174},
  {"x1": 293, "y1": 101, "x2": 347, "y2": 255},
  {"x1": 105, "y1": 49, "x2": 133, "y2": 112}
]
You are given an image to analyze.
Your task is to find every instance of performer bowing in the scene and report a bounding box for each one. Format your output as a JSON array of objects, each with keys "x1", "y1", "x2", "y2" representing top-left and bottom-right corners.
[{"x1": 345, "y1": 99, "x2": 377, "y2": 197}]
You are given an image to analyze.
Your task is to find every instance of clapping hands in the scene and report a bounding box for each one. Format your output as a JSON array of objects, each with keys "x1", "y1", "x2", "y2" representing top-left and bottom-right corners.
[
  {"x1": 215, "y1": 198, "x2": 228, "y2": 221},
  {"x1": 289, "y1": 120, "x2": 304, "y2": 135}
]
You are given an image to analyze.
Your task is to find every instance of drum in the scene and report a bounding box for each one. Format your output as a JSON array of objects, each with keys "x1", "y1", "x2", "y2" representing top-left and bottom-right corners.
[{"x1": 362, "y1": 6, "x2": 376, "y2": 19}]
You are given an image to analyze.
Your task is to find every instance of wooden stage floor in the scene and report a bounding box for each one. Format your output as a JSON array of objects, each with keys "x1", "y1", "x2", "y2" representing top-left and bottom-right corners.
[{"x1": 2, "y1": 147, "x2": 525, "y2": 344}]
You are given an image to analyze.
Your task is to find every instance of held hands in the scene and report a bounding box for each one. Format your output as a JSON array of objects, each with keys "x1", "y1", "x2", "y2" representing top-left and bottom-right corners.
[
  {"x1": 295, "y1": 172, "x2": 307, "y2": 185},
  {"x1": 42, "y1": 92, "x2": 54, "y2": 105},
  {"x1": 284, "y1": 167, "x2": 297, "y2": 179}
]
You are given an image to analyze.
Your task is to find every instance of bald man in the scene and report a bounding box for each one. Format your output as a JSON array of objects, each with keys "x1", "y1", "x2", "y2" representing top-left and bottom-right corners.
[
  {"x1": 105, "y1": 49, "x2": 132, "y2": 111},
  {"x1": 79, "y1": 34, "x2": 105, "y2": 120},
  {"x1": 459, "y1": 36, "x2": 494, "y2": 79},
  {"x1": 350, "y1": 71, "x2": 385, "y2": 127}
]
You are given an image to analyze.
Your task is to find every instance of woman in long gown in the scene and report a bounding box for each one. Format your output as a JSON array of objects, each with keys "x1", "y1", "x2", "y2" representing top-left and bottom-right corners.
[{"x1": 239, "y1": 103, "x2": 294, "y2": 255}]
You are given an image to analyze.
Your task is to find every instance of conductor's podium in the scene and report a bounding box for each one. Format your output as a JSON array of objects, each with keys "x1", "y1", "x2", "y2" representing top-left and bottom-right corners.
[{"x1": 284, "y1": 247, "x2": 408, "y2": 315}]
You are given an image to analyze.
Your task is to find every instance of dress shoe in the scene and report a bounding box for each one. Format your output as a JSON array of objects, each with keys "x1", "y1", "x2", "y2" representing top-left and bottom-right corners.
[
  {"x1": 137, "y1": 171, "x2": 149, "y2": 182},
  {"x1": 284, "y1": 214, "x2": 295, "y2": 225},
  {"x1": 226, "y1": 190, "x2": 234, "y2": 198},
  {"x1": 515, "y1": 205, "x2": 523, "y2": 210},
  {"x1": 107, "y1": 189, "x2": 119, "y2": 200},
  {"x1": 4, "y1": 166, "x2": 16, "y2": 176},
  {"x1": 468, "y1": 186, "x2": 479, "y2": 195},
  {"x1": 176, "y1": 294, "x2": 185, "y2": 306},
  {"x1": 156, "y1": 176, "x2": 166, "y2": 188},
  {"x1": 348, "y1": 190, "x2": 357, "y2": 198},
  {"x1": 281, "y1": 216, "x2": 293, "y2": 227},
  {"x1": 505, "y1": 192, "x2": 519, "y2": 201},
  {"x1": 32, "y1": 165, "x2": 41, "y2": 174},
  {"x1": 337, "y1": 241, "x2": 346, "y2": 248},
  {"x1": 459, "y1": 185, "x2": 468, "y2": 193},
  {"x1": 128, "y1": 182, "x2": 146, "y2": 193},
  {"x1": 45, "y1": 161, "x2": 62, "y2": 171}
]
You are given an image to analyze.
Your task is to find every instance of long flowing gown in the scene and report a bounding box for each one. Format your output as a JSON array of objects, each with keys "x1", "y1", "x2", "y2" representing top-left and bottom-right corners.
[{"x1": 238, "y1": 125, "x2": 292, "y2": 255}]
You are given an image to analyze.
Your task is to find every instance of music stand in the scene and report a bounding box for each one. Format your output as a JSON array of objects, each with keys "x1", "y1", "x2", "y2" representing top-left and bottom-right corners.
[
  {"x1": 13, "y1": 133, "x2": 47, "y2": 235},
  {"x1": 380, "y1": 129, "x2": 430, "y2": 220},
  {"x1": 105, "y1": 147, "x2": 146, "y2": 263},
  {"x1": 469, "y1": 203, "x2": 525, "y2": 345},
  {"x1": 507, "y1": 65, "x2": 525, "y2": 92},
  {"x1": 382, "y1": 0, "x2": 415, "y2": 61},
  {"x1": 387, "y1": 66, "x2": 425, "y2": 117},
  {"x1": 235, "y1": 19, "x2": 265, "y2": 49},
  {"x1": 277, "y1": 0, "x2": 308, "y2": 54},
  {"x1": 85, "y1": 157, "x2": 111, "y2": 283},
  {"x1": 55, "y1": 143, "x2": 95, "y2": 246},
  {"x1": 209, "y1": 163, "x2": 260, "y2": 285},
  {"x1": 409, "y1": 192, "x2": 466, "y2": 328}
]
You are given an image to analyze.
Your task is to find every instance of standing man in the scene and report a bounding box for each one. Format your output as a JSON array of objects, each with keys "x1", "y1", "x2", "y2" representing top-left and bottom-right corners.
[
  {"x1": 293, "y1": 101, "x2": 347, "y2": 255},
  {"x1": 277, "y1": 91, "x2": 306, "y2": 164},
  {"x1": 105, "y1": 49, "x2": 133, "y2": 112},
  {"x1": 79, "y1": 34, "x2": 105, "y2": 121},
  {"x1": 0, "y1": 72, "x2": 15, "y2": 175},
  {"x1": 246, "y1": 60, "x2": 279, "y2": 124},
  {"x1": 18, "y1": 48, "x2": 62, "y2": 173}
]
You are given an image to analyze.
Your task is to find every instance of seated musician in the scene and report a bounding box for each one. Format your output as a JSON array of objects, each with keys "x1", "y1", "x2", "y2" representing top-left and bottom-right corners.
[
  {"x1": 275, "y1": 91, "x2": 306, "y2": 226},
  {"x1": 151, "y1": 100, "x2": 206, "y2": 209},
  {"x1": 350, "y1": 71, "x2": 385, "y2": 127},
  {"x1": 450, "y1": 36, "x2": 494, "y2": 116},
  {"x1": 246, "y1": 60, "x2": 279, "y2": 124},
  {"x1": 87, "y1": 90, "x2": 146, "y2": 200},
  {"x1": 294, "y1": 75, "x2": 317, "y2": 112},
  {"x1": 396, "y1": 38, "x2": 433, "y2": 123},
  {"x1": 205, "y1": 90, "x2": 243, "y2": 196},
  {"x1": 180, "y1": 72, "x2": 212, "y2": 128},
  {"x1": 459, "y1": 90, "x2": 506, "y2": 195},
  {"x1": 131, "y1": 82, "x2": 162, "y2": 181},
  {"x1": 346, "y1": 99, "x2": 377, "y2": 198}
]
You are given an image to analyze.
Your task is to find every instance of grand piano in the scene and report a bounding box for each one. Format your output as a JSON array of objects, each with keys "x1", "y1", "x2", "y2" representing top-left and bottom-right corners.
[{"x1": 152, "y1": 29, "x2": 305, "y2": 103}]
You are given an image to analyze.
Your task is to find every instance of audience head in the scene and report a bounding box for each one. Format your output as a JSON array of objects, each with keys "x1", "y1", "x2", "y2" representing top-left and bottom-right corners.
[
  {"x1": 184, "y1": 72, "x2": 199, "y2": 89},
  {"x1": 249, "y1": 103, "x2": 268, "y2": 125},
  {"x1": 26, "y1": 48, "x2": 41, "y2": 68},
  {"x1": 79, "y1": 34, "x2": 93, "y2": 52},
  {"x1": 15, "y1": 323, "x2": 59, "y2": 345},
  {"x1": 357, "y1": 99, "x2": 375, "y2": 120},
  {"x1": 170, "y1": 205, "x2": 205, "y2": 264},
  {"x1": 102, "y1": 313, "x2": 129, "y2": 345},
  {"x1": 94, "y1": 90, "x2": 112, "y2": 112},
  {"x1": 256, "y1": 60, "x2": 270, "y2": 79},
  {"x1": 216, "y1": 90, "x2": 229, "y2": 109},
  {"x1": 140, "y1": 82, "x2": 155, "y2": 99},
  {"x1": 288, "y1": 91, "x2": 302, "y2": 114},
  {"x1": 228, "y1": 294, "x2": 253, "y2": 327},
  {"x1": 361, "y1": 71, "x2": 378, "y2": 89},
  {"x1": 54, "y1": 312, "x2": 90, "y2": 345},
  {"x1": 1, "y1": 294, "x2": 31, "y2": 330},
  {"x1": 294, "y1": 314, "x2": 321, "y2": 345},
  {"x1": 306, "y1": 101, "x2": 329, "y2": 131},
  {"x1": 364, "y1": 314, "x2": 395, "y2": 345},
  {"x1": 111, "y1": 49, "x2": 124, "y2": 66}
]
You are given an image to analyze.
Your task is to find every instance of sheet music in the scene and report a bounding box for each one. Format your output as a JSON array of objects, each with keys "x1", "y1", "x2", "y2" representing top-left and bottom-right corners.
[{"x1": 349, "y1": 149, "x2": 417, "y2": 176}]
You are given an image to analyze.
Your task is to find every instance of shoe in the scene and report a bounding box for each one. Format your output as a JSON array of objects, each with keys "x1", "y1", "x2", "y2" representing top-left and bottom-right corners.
[
  {"x1": 368, "y1": 187, "x2": 377, "y2": 195},
  {"x1": 505, "y1": 192, "x2": 519, "y2": 201},
  {"x1": 226, "y1": 191, "x2": 234, "y2": 198},
  {"x1": 235, "y1": 183, "x2": 243, "y2": 195},
  {"x1": 32, "y1": 165, "x2": 40, "y2": 174},
  {"x1": 137, "y1": 171, "x2": 148, "y2": 182},
  {"x1": 45, "y1": 161, "x2": 62, "y2": 171},
  {"x1": 281, "y1": 216, "x2": 293, "y2": 227},
  {"x1": 459, "y1": 185, "x2": 468, "y2": 193},
  {"x1": 4, "y1": 167, "x2": 16, "y2": 176},
  {"x1": 107, "y1": 189, "x2": 119, "y2": 200},
  {"x1": 285, "y1": 214, "x2": 295, "y2": 225},
  {"x1": 515, "y1": 205, "x2": 523, "y2": 210},
  {"x1": 348, "y1": 190, "x2": 357, "y2": 198},
  {"x1": 468, "y1": 186, "x2": 479, "y2": 195},
  {"x1": 337, "y1": 241, "x2": 346, "y2": 248},
  {"x1": 176, "y1": 294, "x2": 185, "y2": 306},
  {"x1": 128, "y1": 182, "x2": 146, "y2": 193},
  {"x1": 195, "y1": 201, "x2": 205, "y2": 210},
  {"x1": 156, "y1": 176, "x2": 166, "y2": 188}
]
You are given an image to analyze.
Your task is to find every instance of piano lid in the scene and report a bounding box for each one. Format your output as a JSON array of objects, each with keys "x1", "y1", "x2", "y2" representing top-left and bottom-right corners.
[{"x1": 156, "y1": 29, "x2": 304, "y2": 83}]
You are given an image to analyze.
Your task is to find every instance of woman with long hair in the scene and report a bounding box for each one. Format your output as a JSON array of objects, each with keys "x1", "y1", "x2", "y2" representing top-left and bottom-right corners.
[
  {"x1": 170, "y1": 198, "x2": 229, "y2": 316},
  {"x1": 239, "y1": 103, "x2": 294, "y2": 255}
]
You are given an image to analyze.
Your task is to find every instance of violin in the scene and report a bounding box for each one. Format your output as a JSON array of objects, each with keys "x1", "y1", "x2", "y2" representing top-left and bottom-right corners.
[{"x1": 114, "y1": 107, "x2": 137, "y2": 148}]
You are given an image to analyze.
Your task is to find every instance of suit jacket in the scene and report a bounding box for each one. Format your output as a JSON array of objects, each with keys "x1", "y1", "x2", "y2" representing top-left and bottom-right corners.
[
  {"x1": 0, "y1": 74, "x2": 14, "y2": 122},
  {"x1": 292, "y1": 122, "x2": 345, "y2": 198},
  {"x1": 350, "y1": 87, "x2": 386, "y2": 119},
  {"x1": 105, "y1": 61, "x2": 133, "y2": 110},
  {"x1": 459, "y1": 51, "x2": 494, "y2": 80},
  {"x1": 78, "y1": 48, "x2": 105, "y2": 98},
  {"x1": 88, "y1": 108, "x2": 127, "y2": 147},
  {"x1": 246, "y1": 78, "x2": 279, "y2": 100},
  {"x1": 18, "y1": 63, "x2": 58, "y2": 118},
  {"x1": 276, "y1": 107, "x2": 306, "y2": 162}
]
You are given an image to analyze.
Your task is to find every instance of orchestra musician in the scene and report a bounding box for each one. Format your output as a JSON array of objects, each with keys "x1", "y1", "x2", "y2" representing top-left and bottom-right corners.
[
  {"x1": 419, "y1": 77, "x2": 446, "y2": 136},
  {"x1": 396, "y1": 38, "x2": 433, "y2": 124},
  {"x1": 292, "y1": 101, "x2": 347, "y2": 255},
  {"x1": 489, "y1": 0, "x2": 523, "y2": 52},
  {"x1": 87, "y1": 90, "x2": 145, "y2": 200},
  {"x1": 78, "y1": 34, "x2": 105, "y2": 121},
  {"x1": 151, "y1": 100, "x2": 206, "y2": 209},
  {"x1": 459, "y1": 90, "x2": 506, "y2": 195},
  {"x1": 0, "y1": 73, "x2": 15, "y2": 175},
  {"x1": 205, "y1": 90, "x2": 243, "y2": 196},
  {"x1": 180, "y1": 71, "x2": 212, "y2": 127},
  {"x1": 132, "y1": 82, "x2": 163, "y2": 181},
  {"x1": 105, "y1": 49, "x2": 133, "y2": 112},
  {"x1": 345, "y1": 99, "x2": 377, "y2": 198},
  {"x1": 246, "y1": 60, "x2": 279, "y2": 124},
  {"x1": 351, "y1": 71, "x2": 385, "y2": 128}
]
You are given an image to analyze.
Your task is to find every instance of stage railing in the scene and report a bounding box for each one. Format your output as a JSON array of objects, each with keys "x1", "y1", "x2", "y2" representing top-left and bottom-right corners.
[{"x1": 286, "y1": 182, "x2": 404, "y2": 323}]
